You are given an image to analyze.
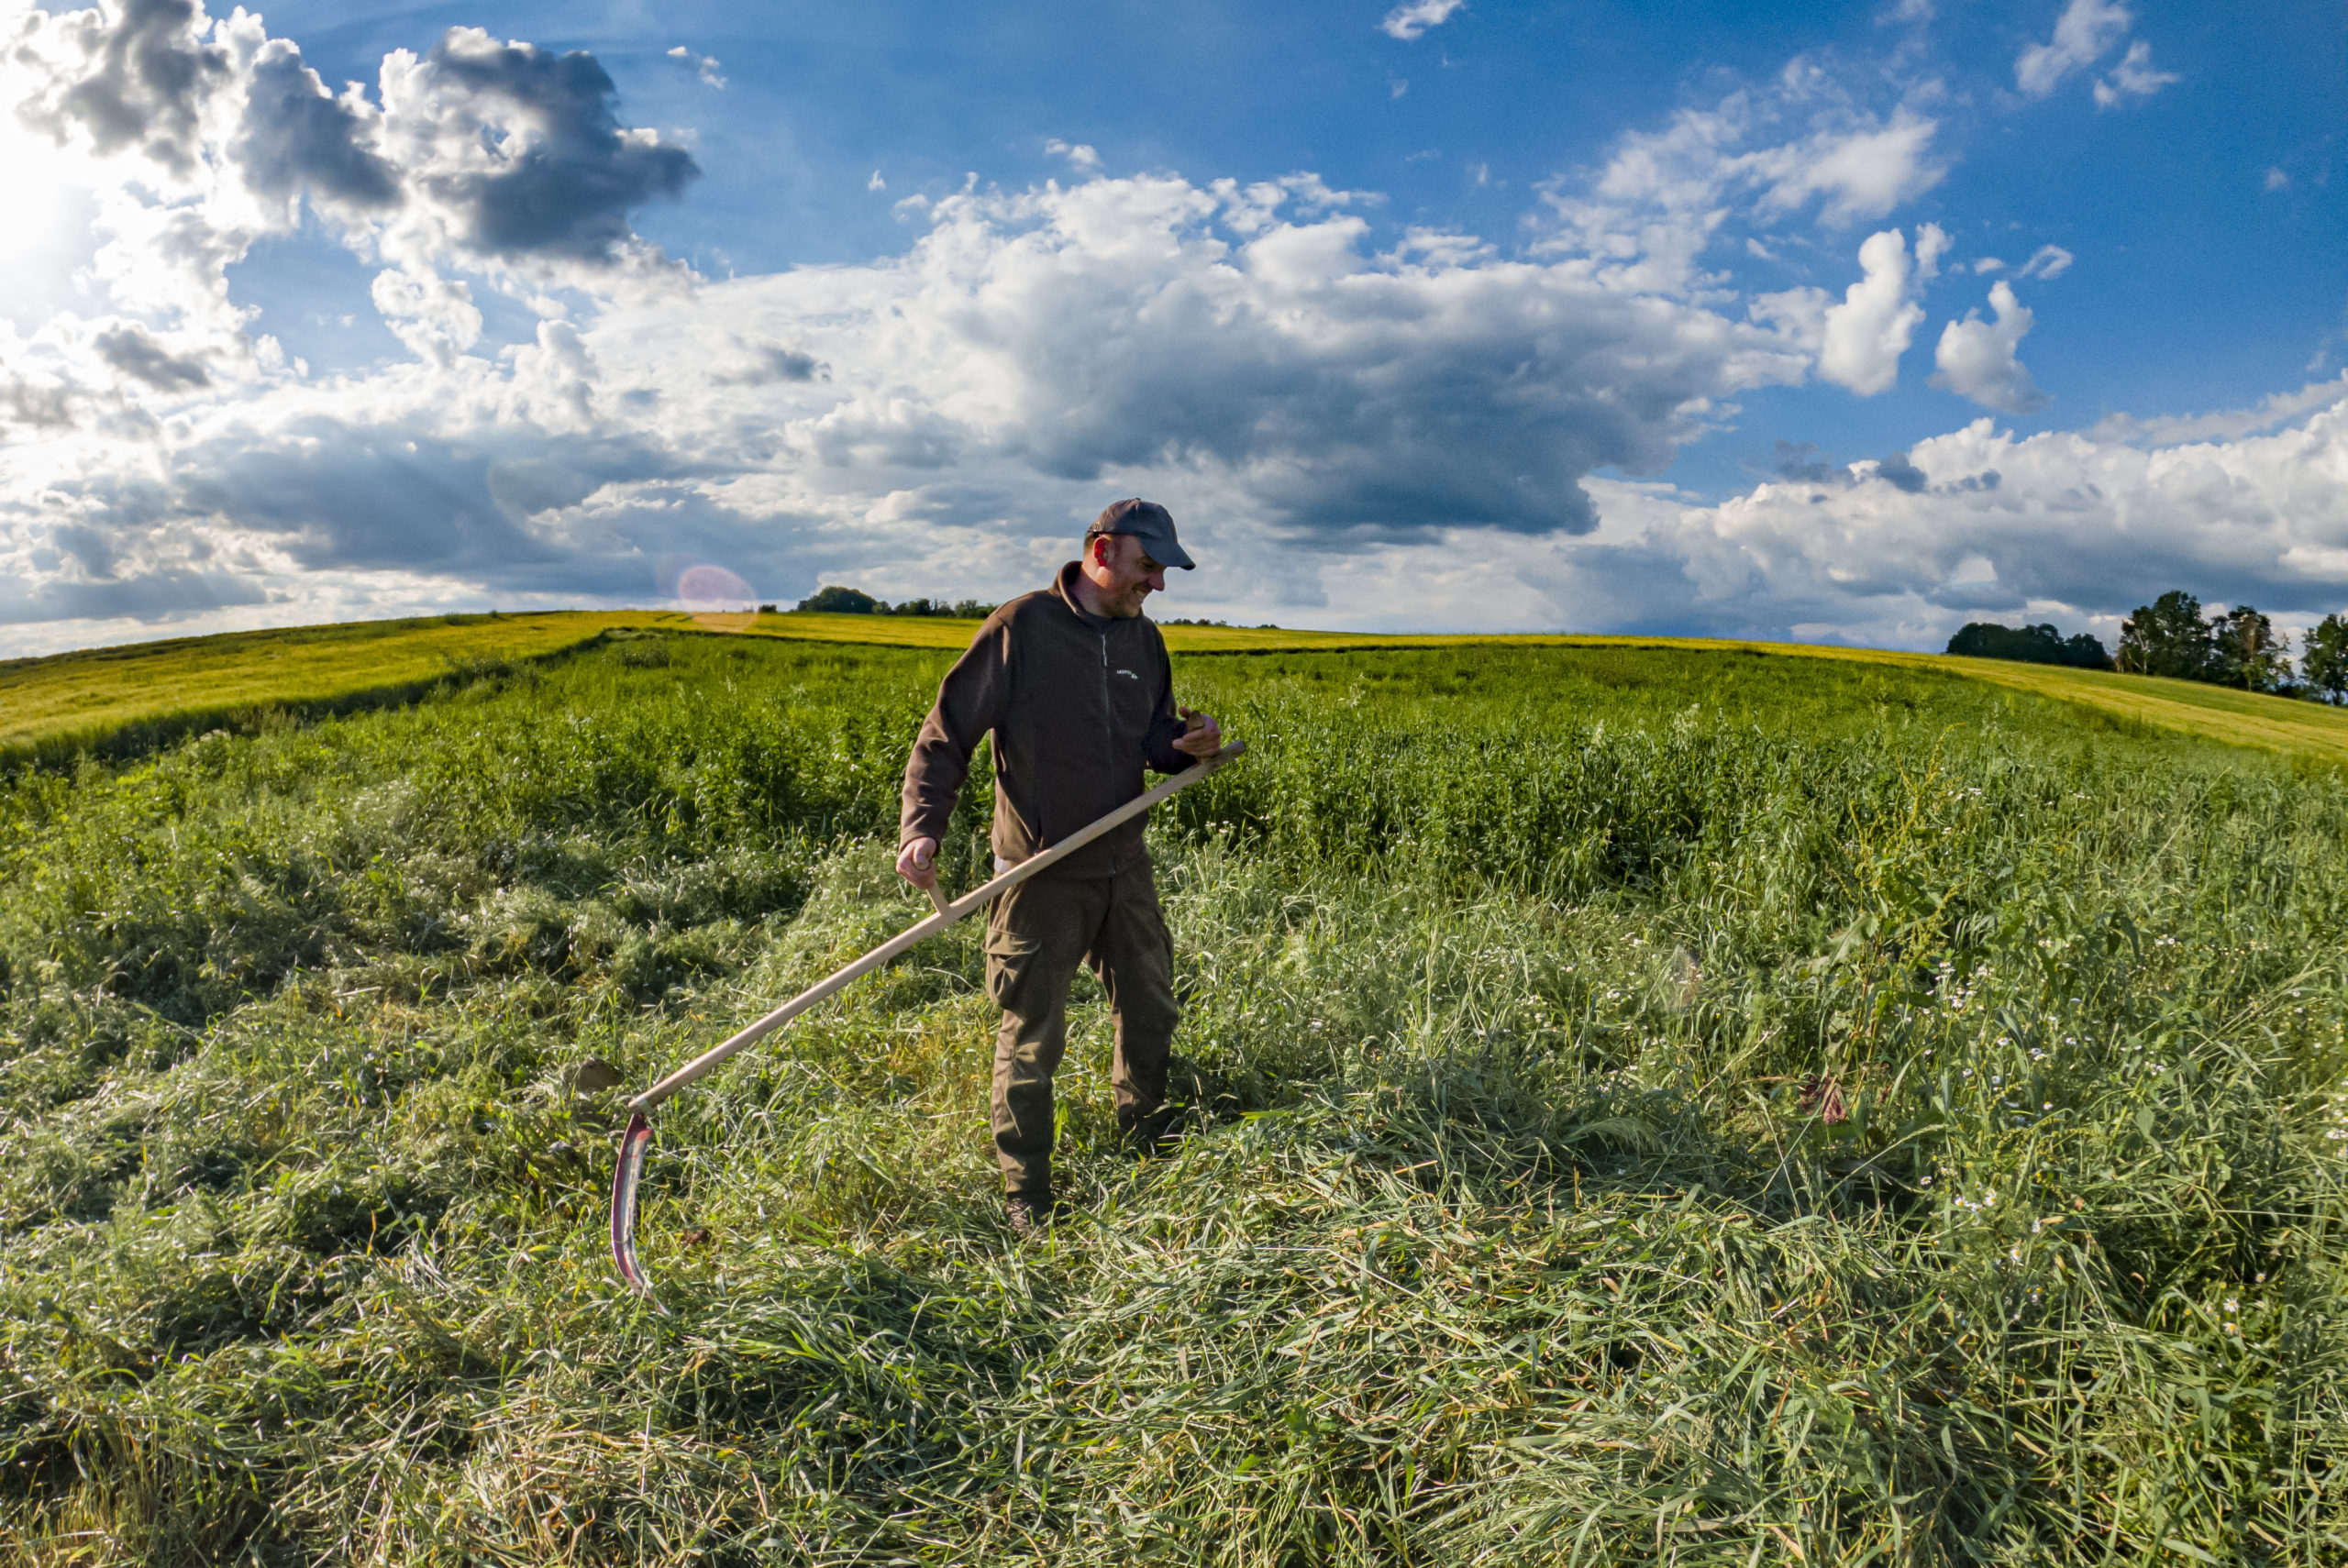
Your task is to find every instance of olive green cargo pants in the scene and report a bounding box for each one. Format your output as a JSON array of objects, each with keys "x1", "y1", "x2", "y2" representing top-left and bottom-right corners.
[{"x1": 981, "y1": 860, "x2": 1176, "y2": 1197}]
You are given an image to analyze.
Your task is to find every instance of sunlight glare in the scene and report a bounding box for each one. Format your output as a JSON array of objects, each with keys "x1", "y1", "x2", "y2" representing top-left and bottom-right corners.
[{"x1": 0, "y1": 121, "x2": 95, "y2": 327}]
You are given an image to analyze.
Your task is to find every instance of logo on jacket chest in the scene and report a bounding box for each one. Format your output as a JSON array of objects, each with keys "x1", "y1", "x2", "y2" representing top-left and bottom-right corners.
[{"x1": 1113, "y1": 668, "x2": 1139, "y2": 680}]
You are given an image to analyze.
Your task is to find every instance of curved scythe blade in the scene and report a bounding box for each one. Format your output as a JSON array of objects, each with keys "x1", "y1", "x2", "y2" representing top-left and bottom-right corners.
[{"x1": 611, "y1": 1110, "x2": 658, "y2": 1302}]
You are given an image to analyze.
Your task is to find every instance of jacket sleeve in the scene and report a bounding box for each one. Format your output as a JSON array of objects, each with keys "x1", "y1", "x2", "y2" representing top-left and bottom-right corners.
[
  {"x1": 1141, "y1": 624, "x2": 1190, "y2": 775},
  {"x1": 901, "y1": 618, "x2": 1012, "y2": 847}
]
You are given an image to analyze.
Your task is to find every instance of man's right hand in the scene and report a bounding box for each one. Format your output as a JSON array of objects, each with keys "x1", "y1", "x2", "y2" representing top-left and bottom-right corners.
[{"x1": 896, "y1": 836, "x2": 940, "y2": 890}]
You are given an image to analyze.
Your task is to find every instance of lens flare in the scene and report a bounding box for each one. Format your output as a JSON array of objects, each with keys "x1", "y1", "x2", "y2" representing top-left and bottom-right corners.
[
  {"x1": 675, "y1": 564, "x2": 759, "y2": 629},
  {"x1": 675, "y1": 564, "x2": 754, "y2": 609}
]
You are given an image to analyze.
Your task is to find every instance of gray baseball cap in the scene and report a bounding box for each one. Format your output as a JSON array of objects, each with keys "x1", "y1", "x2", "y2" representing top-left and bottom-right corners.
[{"x1": 1086, "y1": 498, "x2": 1195, "y2": 569}]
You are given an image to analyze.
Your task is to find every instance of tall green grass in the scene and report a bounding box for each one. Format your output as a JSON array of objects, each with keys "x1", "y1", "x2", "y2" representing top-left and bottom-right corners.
[{"x1": 0, "y1": 633, "x2": 2338, "y2": 1564}]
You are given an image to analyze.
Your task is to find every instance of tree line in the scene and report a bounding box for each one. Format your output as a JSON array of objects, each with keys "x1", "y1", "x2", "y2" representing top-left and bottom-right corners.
[
  {"x1": 1945, "y1": 622, "x2": 2113, "y2": 669},
  {"x1": 2116, "y1": 591, "x2": 2348, "y2": 702},
  {"x1": 1949, "y1": 592, "x2": 2348, "y2": 703},
  {"x1": 777, "y1": 586, "x2": 999, "y2": 619},
  {"x1": 770, "y1": 589, "x2": 1248, "y2": 629}
]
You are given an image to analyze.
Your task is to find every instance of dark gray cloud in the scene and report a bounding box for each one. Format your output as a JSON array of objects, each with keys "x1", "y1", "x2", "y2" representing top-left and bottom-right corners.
[
  {"x1": 0, "y1": 569, "x2": 268, "y2": 626},
  {"x1": 1767, "y1": 439, "x2": 1841, "y2": 484},
  {"x1": 37, "y1": 0, "x2": 228, "y2": 176},
  {"x1": 237, "y1": 41, "x2": 401, "y2": 209},
  {"x1": 59, "y1": 418, "x2": 803, "y2": 599},
  {"x1": 9, "y1": 3, "x2": 692, "y2": 310},
  {"x1": 1928, "y1": 580, "x2": 2028, "y2": 611},
  {"x1": 947, "y1": 248, "x2": 1778, "y2": 542},
  {"x1": 1872, "y1": 449, "x2": 1929, "y2": 492},
  {"x1": 172, "y1": 423, "x2": 571, "y2": 574},
  {"x1": 412, "y1": 32, "x2": 699, "y2": 264},
  {"x1": 93, "y1": 326, "x2": 209, "y2": 390},
  {"x1": 715, "y1": 347, "x2": 826, "y2": 386},
  {"x1": 1757, "y1": 444, "x2": 2002, "y2": 498},
  {"x1": 48, "y1": 522, "x2": 122, "y2": 579},
  {"x1": 482, "y1": 456, "x2": 607, "y2": 520},
  {"x1": 0, "y1": 402, "x2": 863, "y2": 627},
  {"x1": 0, "y1": 377, "x2": 78, "y2": 429}
]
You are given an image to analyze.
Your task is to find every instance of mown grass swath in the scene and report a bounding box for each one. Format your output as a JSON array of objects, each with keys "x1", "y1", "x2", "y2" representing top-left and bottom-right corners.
[
  {"x1": 0, "y1": 632, "x2": 2337, "y2": 1563},
  {"x1": 0, "y1": 613, "x2": 675, "y2": 766}
]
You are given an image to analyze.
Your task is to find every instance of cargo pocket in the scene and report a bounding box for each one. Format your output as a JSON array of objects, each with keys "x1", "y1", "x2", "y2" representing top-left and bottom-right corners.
[{"x1": 982, "y1": 913, "x2": 1047, "y2": 1011}]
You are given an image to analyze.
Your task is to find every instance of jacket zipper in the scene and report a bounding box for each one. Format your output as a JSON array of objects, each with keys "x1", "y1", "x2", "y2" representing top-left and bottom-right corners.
[{"x1": 1100, "y1": 630, "x2": 1114, "y2": 861}]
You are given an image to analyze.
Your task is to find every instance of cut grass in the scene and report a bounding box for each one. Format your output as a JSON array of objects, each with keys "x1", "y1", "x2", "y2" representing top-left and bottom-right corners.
[{"x1": 0, "y1": 635, "x2": 2338, "y2": 1563}]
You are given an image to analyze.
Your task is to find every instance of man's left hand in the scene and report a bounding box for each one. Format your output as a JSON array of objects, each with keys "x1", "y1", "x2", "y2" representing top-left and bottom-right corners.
[{"x1": 1173, "y1": 706, "x2": 1222, "y2": 759}]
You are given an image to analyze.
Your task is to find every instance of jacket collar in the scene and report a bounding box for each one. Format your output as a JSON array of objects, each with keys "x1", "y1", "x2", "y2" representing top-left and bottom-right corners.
[{"x1": 1052, "y1": 560, "x2": 1112, "y2": 629}]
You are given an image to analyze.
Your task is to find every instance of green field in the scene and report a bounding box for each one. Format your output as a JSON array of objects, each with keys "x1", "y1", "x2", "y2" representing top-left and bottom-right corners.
[
  {"x1": 6, "y1": 609, "x2": 2347, "y2": 767},
  {"x1": 0, "y1": 627, "x2": 2340, "y2": 1564}
]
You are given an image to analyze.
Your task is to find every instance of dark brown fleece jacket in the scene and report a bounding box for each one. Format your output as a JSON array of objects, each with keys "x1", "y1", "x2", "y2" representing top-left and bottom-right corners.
[{"x1": 900, "y1": 562, "x2": 1191, "y2": 879}]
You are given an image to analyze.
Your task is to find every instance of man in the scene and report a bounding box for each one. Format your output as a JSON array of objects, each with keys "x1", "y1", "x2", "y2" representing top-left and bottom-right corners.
[{"x1": 896, "y1": 499, "x2": 1224, "y2": 1232}]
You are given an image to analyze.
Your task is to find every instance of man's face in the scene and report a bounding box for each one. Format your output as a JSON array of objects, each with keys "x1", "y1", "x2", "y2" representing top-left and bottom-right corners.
[{"x1": 1084, "y1": 532, "x2": 1168, "y2": 617}]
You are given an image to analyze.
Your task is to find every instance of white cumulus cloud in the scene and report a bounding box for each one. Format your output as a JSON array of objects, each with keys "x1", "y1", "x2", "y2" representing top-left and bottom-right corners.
[
  {"x1": 1659, "y1": 403, "x2": 2348, "y2": 637},
  {"x1": 1380, "y1": 1, "x2": 1467, "y2": 42},
  {"x1": 2015, "y1": 0, "x2": 2134, "y2": 97},
  {"x1": 2087, "y1": 373, "x2": 2348, "y2": 446},
  {"x1": 1534, "y1": 61, "x2": 1945, "y2": 296},
  {"x1": 1745, "y1": 105, "x2": 1943, "y2": 226},
  {"x1": 2093, "y1": 40, "x2": 2178, "y2": 107},
  {"x1": 2012, "y1": 2, "x2": 2173, "y2": 110},
  {"x1": 1819, "y1": 228, "x2": 1927, "y2": 396},
  {"x1": 666, "y1": 46, "x2": 725, "y2": 89},
  {"x1": 1220, "y1": 392, "x2": 2348, "y2": 649},
  {"x1": 2019, "y1": 244, "x2": 2073, "y2": 280},
  {"x1": 1933, "y1": 281, "x2": 2047, "y2": 414}
]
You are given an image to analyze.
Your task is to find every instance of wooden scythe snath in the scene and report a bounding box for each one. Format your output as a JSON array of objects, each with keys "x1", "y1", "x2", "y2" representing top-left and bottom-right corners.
[{"x1": 611, "y1": 741, "x2": 1246, "y2": 1300}]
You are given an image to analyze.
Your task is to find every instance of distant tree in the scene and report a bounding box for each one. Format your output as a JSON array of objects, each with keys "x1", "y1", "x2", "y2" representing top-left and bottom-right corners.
[
  {"x1": 797, "y1": 586, "x2": 878, "y2": 613},
  {"x1": 1945, "y1": 622, "x2": 2112, "y2": 669},
  {"x1": 2209, "y1": 604, "x2": 2292, "y2": 692},
  {"x1": 757, "y1": 602, "x2": 777, "y2": 614},
  {"x1": 2304, "y1": 613, "x2": 2348, "y2": 704},
  {"x1": 2116, "y1": 591, "x2": 2215, "y2": 679},
  {"x1": 2060, "y1": 631, "x2": 2110, "y2": 668},
  {"x1": 880, "y1": 596, "x2": 998, "y2": 618}
]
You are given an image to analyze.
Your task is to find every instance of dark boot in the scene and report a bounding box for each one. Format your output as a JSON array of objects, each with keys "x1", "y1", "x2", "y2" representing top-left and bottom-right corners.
[
  {"x1": 1005, "y1": 1188, "x2": 1064, "y2": 1236},
  {"x1": 1116, "y1": 1100, "x2": 1182, "y2": 1158}
]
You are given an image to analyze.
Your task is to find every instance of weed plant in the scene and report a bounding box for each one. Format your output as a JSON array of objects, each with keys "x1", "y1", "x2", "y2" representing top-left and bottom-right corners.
[{"x1": 0, "y1": 635, "x2": 2338, "y2": 1564}]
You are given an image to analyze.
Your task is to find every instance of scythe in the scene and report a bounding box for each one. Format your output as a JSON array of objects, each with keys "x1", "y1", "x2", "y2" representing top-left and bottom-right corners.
[{"x1": 611, "y1": 741, "x2": 1245, "y2": 1299}]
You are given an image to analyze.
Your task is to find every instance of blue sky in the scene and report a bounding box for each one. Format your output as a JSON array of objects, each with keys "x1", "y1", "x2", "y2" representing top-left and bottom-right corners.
[{"x1": 0, "y1": 0, "x2": 2342, "y2": 650}]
